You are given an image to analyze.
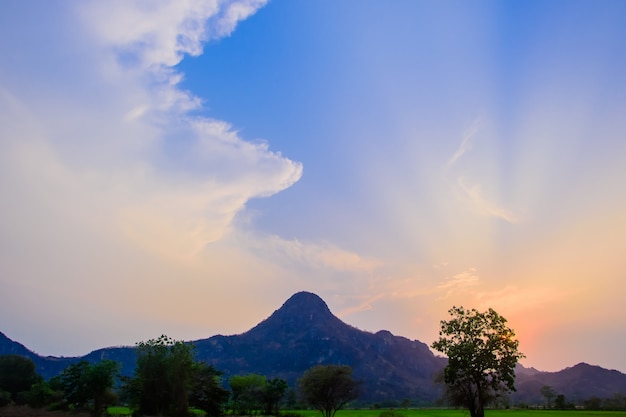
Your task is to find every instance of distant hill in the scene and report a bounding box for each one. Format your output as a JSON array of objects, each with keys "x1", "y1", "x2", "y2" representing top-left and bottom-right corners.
[
  {"x1": 513, "y1": 362, "x2": 626, "y2": 404},
  {"x1": 2, "y1": 291, "x2": 626, "y2": 405}
]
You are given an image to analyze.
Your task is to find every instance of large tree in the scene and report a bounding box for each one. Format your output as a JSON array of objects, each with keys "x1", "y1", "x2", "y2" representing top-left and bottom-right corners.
[
  {"x1": 298, "y1": 365, "x2": 360, "y2": 417},
  {"x1": 431, "y1": 307, "x2": 524, "y2": 417},
  {"x1": 189, "y1": 363, "x2": 229, "y2": 417},
  {"x1": 0, "y1": 355, "x2": 41, "y2": 403},
  {"x1": 128, "y1": 335, "x2": 195, "y2": 417},
  {"x1": 54, "y1": 360, "x2": 119, "y2": 416},
  {"x1": 261, "y1": 378, "x2": 288, "y2": 416},
  {"x1": 229, "y1": 373, "x2": 266, "y2": 415}
]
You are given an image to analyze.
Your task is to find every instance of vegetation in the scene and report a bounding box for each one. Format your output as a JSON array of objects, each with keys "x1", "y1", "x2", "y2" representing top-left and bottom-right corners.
[
  {"x1": 189, "y1": 363, "x2": 229, "y2": 417},
  {"x1": 51, "y1": 360, "x2": 119, "y2": 416},
  {"x1": 1, "y1": 315, "x2": 625, "y2": 417},
  {"x1": 0, "y1": 355, "x2": 41, "y2": 404},
  {"x1": 431, "y1": 306, "x2": 524, "y2": 417},
  {"x1": 123, "y1": 335, "x2": 196, "y2": 417},
  {"x1": 541, "y1": 386, "x2": 557, "y2": 409},
  {"x1": 299, "y1": 365, "x2": 361, "y2": 417},
  {"x1": 228, "y1": 374, "x2": 287, "y2": 416}
]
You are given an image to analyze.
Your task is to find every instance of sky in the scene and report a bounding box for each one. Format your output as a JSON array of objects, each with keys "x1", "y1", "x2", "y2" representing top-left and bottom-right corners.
[{"x1": 1, "y1": 0, "x2": 625, "y2": 374}]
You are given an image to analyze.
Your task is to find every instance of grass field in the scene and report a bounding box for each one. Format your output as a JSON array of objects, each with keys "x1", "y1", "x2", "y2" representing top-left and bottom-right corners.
[{"x1": 106, "y1": 406, "x2": 207, "y2": 416}]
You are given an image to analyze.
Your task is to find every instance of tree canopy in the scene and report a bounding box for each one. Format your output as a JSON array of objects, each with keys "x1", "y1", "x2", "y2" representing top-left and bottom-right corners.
[
  {"x1": 298, "y1": 365, "x2": 360, "y2": 417},
  {"x1": 188, "y1": 363, "x2": 229, "y2": 417},
  {"x1": 0, "y1": 355, "x2": 41, "y2": 403},
  {"x1": 127, "y1": 335, "x2": 195, "y2": 417},
  {"x1": 431, "y1": 306, "x2": 524, "y2": 417},
  {"x1": 53, "y1": 359, "x2": 119, "y2": 416}
]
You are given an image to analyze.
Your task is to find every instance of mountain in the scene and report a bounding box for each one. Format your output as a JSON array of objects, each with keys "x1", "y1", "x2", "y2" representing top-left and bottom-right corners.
[
  {"x1": 513, "y1": 363, "x2": 626, "y2": 404},
  {"x1": 193, "y1": 291, "x2": 445, "y2": 404},
  {"x1": 0, "y1": 331, "x2": 76, "y2": 377},
  {"x1": 2, "y1": 291, "x2": 626, "y2": 405}
]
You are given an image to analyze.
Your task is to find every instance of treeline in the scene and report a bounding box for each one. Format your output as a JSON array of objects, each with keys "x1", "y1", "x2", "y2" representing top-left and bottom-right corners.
[
  {"x1": 533, "y1": 385, "x2": 626, "y2": 411},
  {"x1": 0, "y1": 335, "x2": 359, "y2": 417}
]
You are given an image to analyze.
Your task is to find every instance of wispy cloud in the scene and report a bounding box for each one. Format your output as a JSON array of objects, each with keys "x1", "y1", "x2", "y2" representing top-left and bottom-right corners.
[
  {"x1": 473, "y1": 285, "x2": 567, "y2": 314},
  {"x1": 445, "y1": 117, "x2": 482, "y2": 171},
  {"x1": 436, "y1": 268, "x2": 480, "y2": 299},
  {"x1": 456, "y1": 177, "x2": 519, "y2": 223},
  {"x1": 444, "y1": 118, "x2": 520, "y2": 223},
  {"x1": 259, "y1": 235, "x2": 382, "y2": 273}
]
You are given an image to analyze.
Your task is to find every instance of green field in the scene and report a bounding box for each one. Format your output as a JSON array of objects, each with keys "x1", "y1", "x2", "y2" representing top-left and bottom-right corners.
[{"x1": 107, "y1": 406, "x2": 206, "y2": 416}]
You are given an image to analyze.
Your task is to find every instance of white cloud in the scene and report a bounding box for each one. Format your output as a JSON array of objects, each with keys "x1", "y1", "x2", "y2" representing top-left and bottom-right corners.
[
  {"x1": 0, "y1": 1, "x2": 306, "y2": 354},
  {"x1": 79, "y1": 0, "x2": 267, "y2": 69},
  {"x1": 4, "y1": 0, "x2": 300, "y2": 259}
]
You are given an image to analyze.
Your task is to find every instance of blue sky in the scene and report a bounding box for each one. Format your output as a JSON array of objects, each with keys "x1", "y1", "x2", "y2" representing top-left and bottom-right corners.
[{"x1": 1, "y1": 0, "x2": 626, "y2": 374}]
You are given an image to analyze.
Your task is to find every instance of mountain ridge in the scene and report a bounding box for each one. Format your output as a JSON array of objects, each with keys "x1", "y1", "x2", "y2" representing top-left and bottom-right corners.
[{"x1": 2, "y1": 291, "x2": 625, "y2": 404}]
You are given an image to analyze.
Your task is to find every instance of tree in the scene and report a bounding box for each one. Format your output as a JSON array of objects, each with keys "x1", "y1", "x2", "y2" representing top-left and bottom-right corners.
[
  {"x1": 0, "y1": 355, "x2": 41, "y2": 403},
  {"x1": 188, "y1": 363, "x2": 229, "y2": 417},
  {"x1": 129, "y1": 335, "x2": 195, "y2": 417},
  {"x1": 55, "y1": 360, "x2": 119, "y2": 416},
  {"x1": 298, "y1": 365, "x2": 360, "y2": 417},
  {"x1": 229, "y1": 374, "x2": 266, "y2": 415},
  {"x1": 261, "y1": 378, "x2": 288, "y2": 416},
  {"x1": 19, "y1": 380, "x2": 61, "y2": 408},
  {"x1": 540, "y1": 385, "x2": 556, "y2": 409},
  {"x1": 431, "y1": 306, "x2": 524, "y2": 417},
  {"x1": 554, "y1": 394, "x2": 567, "y2": 410}
]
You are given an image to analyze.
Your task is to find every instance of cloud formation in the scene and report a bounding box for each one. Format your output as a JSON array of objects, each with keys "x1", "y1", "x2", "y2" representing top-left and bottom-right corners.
[
  {"x1": 0, "y1": 0, "x2": 302, "y2": 262},
  {"x1": 0, "y1": 0, "x2": 309, "y2": 353}
]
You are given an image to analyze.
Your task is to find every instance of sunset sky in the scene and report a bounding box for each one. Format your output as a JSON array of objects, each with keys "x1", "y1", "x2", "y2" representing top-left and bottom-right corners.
[{"x1": 1, "y1": 1, "x2": 625, "y2": 374}]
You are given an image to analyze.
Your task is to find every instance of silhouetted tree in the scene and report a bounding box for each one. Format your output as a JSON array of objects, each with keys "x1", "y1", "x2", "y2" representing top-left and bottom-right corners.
[
  {"x1": 0, "y1": 355, "x2": 41, "y2": 404},
  {"x1": 189, "y1": 363, "x2": 229, "y2": 417},
  {"x1": 554, "y1": 394, "x2": 567, "y2": 410},
  {"x1": 128, "y1": 335, "x2": 195, "y2": 417},
  {"x1": 540, "y1": 385, "x2": 556, "y2": 409},
  {"x1": 261, "y1": 378, "x2": 287, "y2": 416},
  {"x1": 584, "y1": 396, "x2": 603, "y2": 410},
  {"x1": 55, "y1": 360, "x2": 119, "y2": 416},
  {"x1": 299, "y1": 365, "x2": 360, "y2": 417},
  {"x1": 431, "y1": 307, "x2": 524, "y2": 417},
  {"x1": 19, "y1": 380, "x2": 61, "y2": 408}
]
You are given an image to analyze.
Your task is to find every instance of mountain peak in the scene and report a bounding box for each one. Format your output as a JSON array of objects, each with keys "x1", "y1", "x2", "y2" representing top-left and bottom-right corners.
[
  {"x1": 266, "y1": 291, "x2": 336, "y2": 324},
  {"x1": 281, "y1": 291, "x2": 331, "y2": 314},
  {"x1": 244, "y1": 291, "x2": 342, "y2": 338}
]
